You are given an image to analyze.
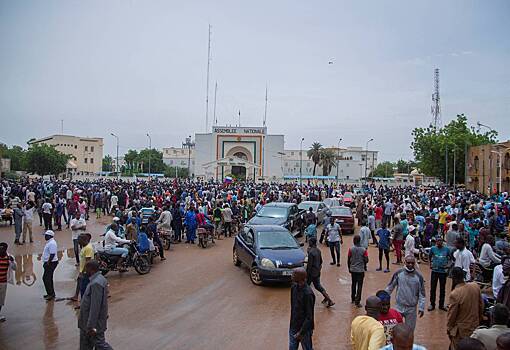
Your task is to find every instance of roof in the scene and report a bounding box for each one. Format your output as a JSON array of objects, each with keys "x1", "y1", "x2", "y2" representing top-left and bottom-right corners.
[
  {"x1": 264, "y1": 202, "x2": 295, "y2": 208},
  {"x1": 245, "y1": 224, "x2": 289, "y2": 232}
]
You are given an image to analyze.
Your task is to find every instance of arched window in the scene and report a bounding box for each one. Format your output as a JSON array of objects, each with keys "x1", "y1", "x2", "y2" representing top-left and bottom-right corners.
[
  {"x1": 233, "y1": 152, "x2": 248, "y2": 161},
  {"x1": 505, "y1": 152, "x2": 510, "y2": 170},
  {"x1": 474, "y1": 156, "x2": 479, "y2": 171}
]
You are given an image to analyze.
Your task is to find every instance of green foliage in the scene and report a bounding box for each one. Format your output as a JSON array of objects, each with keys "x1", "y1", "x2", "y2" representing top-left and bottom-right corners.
[
  {"x1": 123, "y1": 149, "x2": 139, "y2": 173},
  {"x1": 319, "y1": 148, "x2": 336, "y2": 176},
  {"x1": 1, "y1": 144, "x2": 27, "y2": 171},
  {"x1": 411, "y1": 114, "x2": 497, "y2": 184},
  {"x1": 137, "y1": 148, "x2": 166, "y2": 173},
  {"x1": 25, "y1": 143, "x2": 70, "y2": 175},
  {"x1": 307, "y1": 142, "x2": 322, "y2": 176},
  {"x1": 102, "y1": 155, "x2": 113, "y2": 172},
  {"x1": 369, "y1": 160, "x2": 417, "y2": 177},
  {"x1": 164, "y1": 166, "x2": 189, "y2": 178}
]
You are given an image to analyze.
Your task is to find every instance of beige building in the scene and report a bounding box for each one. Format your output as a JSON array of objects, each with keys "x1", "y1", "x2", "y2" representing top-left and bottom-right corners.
[
  {"x1": 29, "y1": 134, "x2": 104, "y2": 175},
  {"x1": 467, "y1": 140, "x2": 510, "y2": 195}
]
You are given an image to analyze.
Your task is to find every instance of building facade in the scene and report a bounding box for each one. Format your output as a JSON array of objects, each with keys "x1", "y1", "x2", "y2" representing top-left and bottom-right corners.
[
  {"x1": 163, "y1": 126, "x2": 378, "y2": 181},
  {"x1": 467, "y1": 140, "x2": 510, "y2": 195},
  {"x1": 29, "y1": 134, "x2": 104, "y2": 175}
]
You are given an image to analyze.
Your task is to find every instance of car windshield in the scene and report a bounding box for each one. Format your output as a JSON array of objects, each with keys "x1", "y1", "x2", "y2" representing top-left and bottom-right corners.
[
  {"x1": 257, "y1": 206, "x2": 288, "y2": 218},
  {"x1": 343, "y1": 193, "x2": 353, "y2": 198},
  {"x1": 298, "y1": 202, "x2": 318, "y2": 211},
  {"x1": 324, "y1": 198, "x2": 341, "y2": 207},
  {"x1": 257, "y1": 231, "x2": 300, "y2": 249},
  {"x1": 331, "y1": 207, "x2": 352, "y2": 216}
]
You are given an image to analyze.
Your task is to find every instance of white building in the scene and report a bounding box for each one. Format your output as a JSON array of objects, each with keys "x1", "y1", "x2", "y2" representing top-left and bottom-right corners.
[
  {"x1": 29, "y1": 134, "x2": 103, "y2": 175},
  {"x1": 163, "y1": 126, "x2": 378, "y2": 181}
]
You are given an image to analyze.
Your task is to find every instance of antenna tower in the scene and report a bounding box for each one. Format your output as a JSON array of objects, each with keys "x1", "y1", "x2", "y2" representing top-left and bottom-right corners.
[
  {"x1": 431, "y1": 68, "x2": 441, "y2": 130},
  {"x1": 205, "y1": 24, "x2": 212, "y2": 131}
]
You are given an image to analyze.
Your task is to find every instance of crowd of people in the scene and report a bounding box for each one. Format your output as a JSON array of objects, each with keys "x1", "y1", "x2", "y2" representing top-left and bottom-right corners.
[{"x1": 1, "y1": 177, "x2": 510, "y2": 349}]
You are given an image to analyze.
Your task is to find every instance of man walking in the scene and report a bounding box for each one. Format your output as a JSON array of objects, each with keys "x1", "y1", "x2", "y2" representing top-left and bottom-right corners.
[
  {"x1": 326, "y1": 218, "x2": 342, "y2": 266},
  {"x1": 391, "y1": 217, "x2": 404, "y2": 265},
  {"x1": 385, "y1": 256, "x2": 426, "y2": 330},
  {"x1": 79, "y1": 260, "x2": 113, "y2": 350},
  {"x1": 306, "y1": 237, "x2": 334, "y2": 307},
  {"x1": 42, "y1": 230, "x2": 58, "y2": 301},
  {"x1": 22, "y1": 201, "x2": 35, "y2": 244},
  {"x1": 70, "y1": 212, "x2": 86, "y2": 266},
  {"x1": 428, "y1": 237, "x2": 450, "y2": 312},
  {"x1": 348, "y1": 235, "x2": 368, "y2": 307},
  {"x1": 447, "y1": 267, "x2": 483, "y2": 349},
  {"x1": 289, "y1": 268, "x2": 315, "y2": 350},
  {"x1": 376, "y1": 223, "x2": 391, "y2": 273},
  {"x1": 0, "y1": 242, "x2": 17, "y2": 322},
  {"x1": 42, "y1": 198, "x2": 53, "y2": 230},
  {"x1": 13, "y1": 203, "x2": 23, "y2": 245}
]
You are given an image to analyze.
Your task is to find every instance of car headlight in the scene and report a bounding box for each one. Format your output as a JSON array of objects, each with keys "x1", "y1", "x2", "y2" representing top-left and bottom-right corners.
[
  {"x1": 304, "y1": 256, "x2": 308, "y2": 264},
  {"x1": 261, "y1": 258, "x2": 275, "y2": 268}
]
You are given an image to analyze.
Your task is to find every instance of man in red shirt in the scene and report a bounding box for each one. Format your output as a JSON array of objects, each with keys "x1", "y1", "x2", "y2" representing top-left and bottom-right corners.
[
  {"x1": 375, "y1": 204, "x2": 384, "y2": 229},
  {"x1": 0, "y1": 242, "x2": 16, "y2": 322},
  {"x1": 376, "y1": 290, "x2": 403, "y2": 345}
]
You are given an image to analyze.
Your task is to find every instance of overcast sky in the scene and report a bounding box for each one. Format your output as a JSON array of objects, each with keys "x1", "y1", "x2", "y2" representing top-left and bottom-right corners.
[{"x1": 1, "y1": 0, "x2": 509, "y2": 161}]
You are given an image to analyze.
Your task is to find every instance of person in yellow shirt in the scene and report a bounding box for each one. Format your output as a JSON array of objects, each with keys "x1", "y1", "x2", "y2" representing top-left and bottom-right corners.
[
  {"x1": 438, "y1": 208, "x2": 448, "y2": 237},
  {"x1": 71, "y1": 233, "x2": 94, "y2": 302},
  {"x1": 351, "y1": 295, "x2": 387, "y2": 350}
]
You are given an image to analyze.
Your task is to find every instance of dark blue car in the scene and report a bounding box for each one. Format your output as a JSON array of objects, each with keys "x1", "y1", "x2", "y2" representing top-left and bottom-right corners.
[{"x1": 233, "y1": 224, "x2": 305, "y2": 285}]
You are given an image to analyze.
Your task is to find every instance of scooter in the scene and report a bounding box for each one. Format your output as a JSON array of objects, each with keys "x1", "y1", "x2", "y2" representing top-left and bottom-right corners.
[{"x1": 95, "y1": 242, "x2": 151, "y2": 275}]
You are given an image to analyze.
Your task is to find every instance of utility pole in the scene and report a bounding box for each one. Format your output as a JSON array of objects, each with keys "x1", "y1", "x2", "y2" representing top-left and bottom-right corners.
[
  {"x1": 364, "y1": 138, "x2": 373, "y2": 184},
  {"x1": 445, "y1": 143, "x2": 448, "y2": 185},
  {"x1": 263, "y1": 85, "x2": 268, "y2": 127},
  {"x1": 147, "y1": 133, "x2": 151, "y2": 179},
  {"x1": 300, "y1": 138, "x2": 304, "y2": 187},
  {"x1": 61, "y1": 119, "x2": 64, "y2": 134},
  {"x1": 205, "y1": 24, "x2": 212, "y2": 131},
  {"x1": 110, "y1": 133, "x2": 119, "y2": 178},
  {"x1": 336, "y1": 138, "x2": 342, "y2": 185}
]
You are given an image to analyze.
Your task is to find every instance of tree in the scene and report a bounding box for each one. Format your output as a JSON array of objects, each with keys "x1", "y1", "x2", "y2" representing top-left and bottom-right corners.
[
  {"x1": 164, "y1": 166, "x2": 189, "y2": 178},
  {"x1": 370, "y1": 161, "x2": 396, "y2": 178},
  {"x1": 102, "y1": 155, "x2": 113, "y2": 172},
  {"x1": 25, "y1": 144, "x2": 69, "y2": 176},
  {"x1": 138, "y1": 149, "x2": 166, "y2": 174},
  {"x1": 411, "y1": 114, "x2": 497, "y2": 184},
  {"x1": 395, "y1": 159, "x2": 417, "y2": 174},
  {"x1": 124, "y1": 149, "x2": 139, "y2": 173},
  {"x1": 319, "y1": 149, "x2": 336, "y2": 176},
  {"x1": 307, "y1": 142, "x2": 322, "y2": 176},
  {"x1": 1, "y1": 145, "x2": 26, "y2": 171}
]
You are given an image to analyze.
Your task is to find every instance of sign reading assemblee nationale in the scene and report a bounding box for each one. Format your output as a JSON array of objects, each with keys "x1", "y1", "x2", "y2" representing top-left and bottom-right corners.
[{"x1": 212, "y1": 127, "x2": 266, "y2": 135}]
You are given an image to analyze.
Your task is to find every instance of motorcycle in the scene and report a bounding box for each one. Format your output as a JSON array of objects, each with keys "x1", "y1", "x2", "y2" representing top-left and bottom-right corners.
[
  {"x1": 198, "y1": 226, "x2": 215, "y2": 248},
  {"x1": 95, "y1": 242, "x2": 151, "y2": 275},
  {"x1": 158, "y1": 228, "x2": 173, "y2": 250}
]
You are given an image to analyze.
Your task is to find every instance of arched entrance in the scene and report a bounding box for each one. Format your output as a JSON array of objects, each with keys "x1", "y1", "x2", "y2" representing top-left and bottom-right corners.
[{"x1": 231, "y1": 152, "x2": 247, "y2": 180}]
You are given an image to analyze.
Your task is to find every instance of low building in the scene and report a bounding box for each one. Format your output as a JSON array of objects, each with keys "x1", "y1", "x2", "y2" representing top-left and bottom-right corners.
[
  {"x1": 1, "y1": 158, "x2": 11, "y2": 176},
  {"x1": 29, "y1": 134, "x2": 104, "y2": 175},
  {"x1": 162, "y1": 126, "x2": 378, "y2": 181},
  {"x1": 467, "y1": 140, "x2": 510, "y2": 194}
]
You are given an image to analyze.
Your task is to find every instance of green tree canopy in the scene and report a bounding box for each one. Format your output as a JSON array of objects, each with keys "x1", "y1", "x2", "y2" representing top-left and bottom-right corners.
[
  {"x1": 411, "y1": 114, "x2": 497, "y2": 184},
  {"x1": 138, "y1": 148, "x2": 166, "y2": 174},
  {"x1": 0, "y1": 144, "x2": 27, "y2": 171},
  {"x1": 102, "y1": 155, "x2": 113, "y2": 172},
  {"x1": 25, "y1": 144, "x2": 69, "y2": 176},
  {"x1": 319, "y1": 149, "x2": 336, "y2": 176}
]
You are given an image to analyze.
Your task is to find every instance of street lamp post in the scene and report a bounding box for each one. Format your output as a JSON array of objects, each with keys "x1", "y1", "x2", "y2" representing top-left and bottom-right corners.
[
  {"x1": 146, "y1": 133, "x2": 151, "y2": 179},
  {"x1": 364, "y1": 138, "x2": 373, "y2": 184},
  {"x1": 110, "y1": 133, "x2": 119, "y2": 178},
  {"x1": 299, "y1": 138, "x2": 304, "y2": 187},
  {"x1": 182, "y1": 135, "x2": 195, "y2": 179},
  {"x1": 336, "y1": 138, "x2": 342, "y2": 186}
]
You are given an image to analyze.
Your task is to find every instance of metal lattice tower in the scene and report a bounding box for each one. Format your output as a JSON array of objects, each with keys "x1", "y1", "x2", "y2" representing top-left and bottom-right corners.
[{"x1": 431, "y1": 68, "x2": 441, "y2": 129}]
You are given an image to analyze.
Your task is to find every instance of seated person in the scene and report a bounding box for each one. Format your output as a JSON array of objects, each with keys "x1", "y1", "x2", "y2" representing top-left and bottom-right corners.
[
  {"x1": 103, "y1": 222, "x2": 131, "y2": 270},
  {"x1": 137, "y1": 225, "x2": 150, "y2": 254}
]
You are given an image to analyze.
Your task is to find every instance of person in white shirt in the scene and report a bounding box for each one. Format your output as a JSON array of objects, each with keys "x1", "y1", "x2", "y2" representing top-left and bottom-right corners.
[
  {"x1": 453, "y1": 237, "x2": 476, "y2": 282},
  {"x1": 404, "y1": 226, "x2": 420, "y2": 259},
  {"x1": 359, "y1": 224, "x2": 371, "y2": 249},
  {"x1": 104, "y1": 223, "x2": 131, "y2": 270},
  {"x1": 479, "y1": 235, "x2": 501, "y2": 269},
  {"x1": 22, "y1": 202, "x2": 36, "y2": 244},
  {"x1": 70, "y1": 212, "x2": 86, "y2": 265},
  {"x1": 41, "y1": 198, "x2": 53, "y2": 230},
  {"x1": 156, "y1": 206, "x2": 173, "y2": 231},
  {"x1": 42, "y1": 230, "x2": 58, "y2": 300},
  {"x1": 493, "y1": 260, "x2": 506, "y2": 299},
  {"x1": 110, "y1": 194, "x2": 118, "y2": 212}
]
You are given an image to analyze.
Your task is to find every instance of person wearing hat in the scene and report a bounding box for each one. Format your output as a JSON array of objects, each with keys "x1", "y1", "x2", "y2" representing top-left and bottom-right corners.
[{"x1": 42, "y1": 230, "x2": 58, "y2": 301}]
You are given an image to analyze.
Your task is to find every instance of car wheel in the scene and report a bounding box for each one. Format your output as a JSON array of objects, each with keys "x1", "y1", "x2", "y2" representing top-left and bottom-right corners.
[
  {"x1": 233, "y1": 248, "x2": 241, "y2": 266},
  {"x1": 250, "y1": 265, "x2": 263, "y2": 285}
]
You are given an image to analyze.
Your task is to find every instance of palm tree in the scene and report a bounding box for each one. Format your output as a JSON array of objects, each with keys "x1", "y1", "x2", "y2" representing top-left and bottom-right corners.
[
  {"x1": 307, "y1": 142, "x2": 322, "y2": 176},
  {"x1": 320, "y1": 149, "x2": 337, "y2": 176}
]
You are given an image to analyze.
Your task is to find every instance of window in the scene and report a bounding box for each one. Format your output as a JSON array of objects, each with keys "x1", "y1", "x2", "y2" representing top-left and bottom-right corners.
[
  {"x1": 474, "y1": 156, "x2": 479, "y2": 171},
  {"x1": 85, "y1": 146, "x2": 88, "y2": 151},
  {"x1": 291, "y1": 152, "x2": 294, "y2": 156},
  {"x1": 91, "y1": 146, "x2": 94, "y2": 152},
  {"x1": 284, "y1": 162, "x2": 288, "y2": 167},
  {"x1": 84, "y1": 158, "x2": 88, "y2": 163},
  {"x1": 295, "y1": 162, "x2": 299, "y2": 167},
  {"x1": 90, "y1": 158, "x2": 94, "y2": 164},
  {"x1": 74, "y1": 145, "x2": 77, "y2": 149}
]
